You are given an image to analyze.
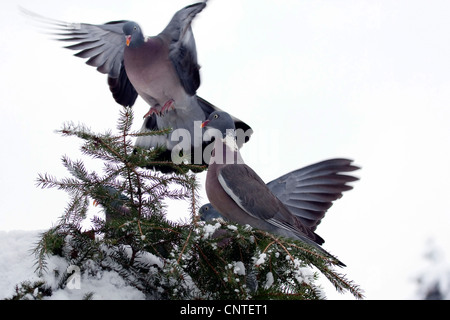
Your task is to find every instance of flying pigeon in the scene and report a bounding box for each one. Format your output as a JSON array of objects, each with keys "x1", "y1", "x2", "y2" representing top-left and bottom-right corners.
[
  {"x1": 199, "y1": 158, "x2": 359, "y2": 227},
  {"x1": 202, "y1": 111, "x2": 354, "y2": 266},
  {"x1": 21, "y1": 2, "x2": 252, "y2": 164}
]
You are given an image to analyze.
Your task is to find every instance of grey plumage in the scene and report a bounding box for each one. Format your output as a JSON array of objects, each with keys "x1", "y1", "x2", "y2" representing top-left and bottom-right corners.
[
  {"x1": 266, "y1": 158, "x2": 358, "y2": 231},
  {"x1": 199, "y1": 203, "x2": 225, "y2": 222},
  {"x1": 203, "y1": 111, "x2": 356, "y2": 267},
  {"x1": 21, "y1": 3, "x2": 252, "y2": 160},
  {"x1": 93, "y1": 186, "x2": 130, "y2": 223},
  {"x1": 200, "y1": 158, "x2": 359, "y2": 230}
]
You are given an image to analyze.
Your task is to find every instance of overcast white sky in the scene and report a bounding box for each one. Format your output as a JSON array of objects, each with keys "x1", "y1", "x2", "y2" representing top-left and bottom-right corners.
[{"x1": 1, "y1": 0, "x2": 450, "y2": 299}]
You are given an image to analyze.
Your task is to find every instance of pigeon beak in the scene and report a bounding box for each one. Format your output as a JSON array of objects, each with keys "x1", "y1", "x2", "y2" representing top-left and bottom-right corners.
[
  {"x1": 126, "y1": 35, "x2": 131, "y2": 47},
  {"x1": 93, "y1": 200, "x2": 99, "y2": 207},
  {"x1": 201, "y1": 120, "x2": 210, "y2": 128}
]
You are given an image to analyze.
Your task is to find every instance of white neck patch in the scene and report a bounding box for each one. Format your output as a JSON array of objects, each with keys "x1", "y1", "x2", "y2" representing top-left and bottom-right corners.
[{"x1": 222, "y1": 130, "x2": 239, "y2": 152}]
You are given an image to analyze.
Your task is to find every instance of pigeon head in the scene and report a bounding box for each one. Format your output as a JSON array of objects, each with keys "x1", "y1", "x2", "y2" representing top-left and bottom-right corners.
[
  {"x1": 123, "y1": 21, "x2": 144, "y2": 47},
  {"x1": 199, "y1": 203, "x2": 222, "y2": 222},
  {"x1": 201, "y1": 111, "x2": 236, "y2": 138}
]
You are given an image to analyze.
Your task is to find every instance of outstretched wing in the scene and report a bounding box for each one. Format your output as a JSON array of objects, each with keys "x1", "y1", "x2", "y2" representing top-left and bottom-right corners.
[
  {"x1": 21, "y1": 8, "x2": 137, "y2": 107},
  {"x1": 266, "y1": 159, "x2": 360, "y2": 231},
  {"x1": 218, "y1": 164, "x2": 321, "y2": 243},
  {"x1": 160, "y1": 2, "x2": 207, "y2": 95}
]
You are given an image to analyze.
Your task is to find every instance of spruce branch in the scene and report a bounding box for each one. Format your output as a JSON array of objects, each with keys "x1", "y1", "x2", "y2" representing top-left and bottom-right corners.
[{"x1": 24, "y1": 106, "x2": 364, "y2": 300}]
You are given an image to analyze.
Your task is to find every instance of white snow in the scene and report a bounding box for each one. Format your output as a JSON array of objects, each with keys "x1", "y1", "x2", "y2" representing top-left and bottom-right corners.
[
  {"x1": 2, "y1": 0, "x2": 450, "y2": 301},
  {"x1": 135, "y1": 251, "x2": 164, "y2": 269},
  {"x1": 0, "y1": 230, "x2": 41, "y2": 299},
  {"x1": 202, "y1": 222, "x2": 222, "y2": 239},
  {"x1": 43, "y1": 254, "x2": 145, "y2": 300},
  {"x1": 253, "y1": 253, "x2": 267, "y2": 266},
  {"x1": 0, "y1": 230, "x2": 144, "y2": 300},
  {"x1": 3, "y1": 229, "x2": 450, "y2": 300},
  {"x1": 264, "y1": 272, "x2": 274, "y2": 289},
  {"x1": 233, "y1": 261, "x2": 246, "y2": 276}
]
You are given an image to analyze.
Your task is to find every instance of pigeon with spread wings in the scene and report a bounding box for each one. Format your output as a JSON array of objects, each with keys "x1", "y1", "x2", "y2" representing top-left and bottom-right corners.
[
  {"x1": 202, "y1": 111, "x2": 356, "y2": 267},
  {"x1": 200, "y1": 158, "x2": 359, "y2": 229},
  {"x1": 22, "y1": 2, "x2": 252, "y2": 164}
]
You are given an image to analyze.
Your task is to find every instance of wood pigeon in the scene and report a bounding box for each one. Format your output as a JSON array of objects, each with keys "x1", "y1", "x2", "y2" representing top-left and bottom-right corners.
[
  {"x1": 202, "y1": 111, "x2": 356, "y2": 266},
  {"x1": 200, "y1": 158, "x2": 359, "y2": 228},
  {"x1": 92, "y1": 186, "x2": 130, "y2": 222},
  {"x1": 21, "y1": 2, "x2": 252, "y2": 164},
  {"x1": 199, "y1": 203, "x2": 226, "y2": 222}
]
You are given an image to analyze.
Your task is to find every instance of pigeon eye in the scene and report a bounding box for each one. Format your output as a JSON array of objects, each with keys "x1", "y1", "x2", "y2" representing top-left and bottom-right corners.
[
  {"x1": 133, "y1": 26, "x2": 137, "y2": 31},
  {"x1": 213, "y1": 114, "x2": 219, "y2": 119},
  {"x1": 204, "y1": 207, "x2": 209, "y2": 211}
]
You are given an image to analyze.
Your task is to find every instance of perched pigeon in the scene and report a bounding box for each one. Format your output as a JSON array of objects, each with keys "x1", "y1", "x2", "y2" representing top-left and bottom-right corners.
[
  {"x1": 202, "y1": 111, "x2": 354, "y2": 266},
  {"x1": 93, "y1": 186, "x2": 130, "y2": 222},
  {"x1": 199, "y1": 158, "x2": 359, "y2": 227},
  {"x1": 199, "y1": 203, "x2": 226, "y2": 222},
  {"x1": 22, "y1": 2, "x2": 252, "y2": 164}
]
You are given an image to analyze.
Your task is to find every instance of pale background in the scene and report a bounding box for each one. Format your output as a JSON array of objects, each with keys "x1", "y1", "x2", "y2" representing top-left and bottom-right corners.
[{"x1": 1, "y1": 0, "x2": 450, "y2": 299}]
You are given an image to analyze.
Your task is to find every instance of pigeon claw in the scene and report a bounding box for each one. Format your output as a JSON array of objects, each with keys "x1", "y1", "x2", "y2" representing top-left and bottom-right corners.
[
  {"x1": 143, "y1": 107, "x2": 159, "y2": 118},
  {"x1": 160, "y1": 99, "x2": 175, "y2": 117},
  {"x1": 143, "y1": 100, "x2": 175, "y2": 118}
]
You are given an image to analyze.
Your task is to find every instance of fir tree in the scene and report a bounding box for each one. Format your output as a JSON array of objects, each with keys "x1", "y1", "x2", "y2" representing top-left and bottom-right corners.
[
  {"x1": 415, "y1": 239, "x2": 450, "y2": 300},
  {"x1": 9, "y1": 107, "x2": 363, "y2": 300}
]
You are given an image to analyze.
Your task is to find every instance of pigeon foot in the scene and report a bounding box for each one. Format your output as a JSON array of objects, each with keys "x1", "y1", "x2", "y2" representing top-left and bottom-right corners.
[
  {"x1": 160, "y1": 99, "x2": 175, "y2": 116},
  {"x1": 143, "y1": 100, "x2": 175, "y2": 118}
]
